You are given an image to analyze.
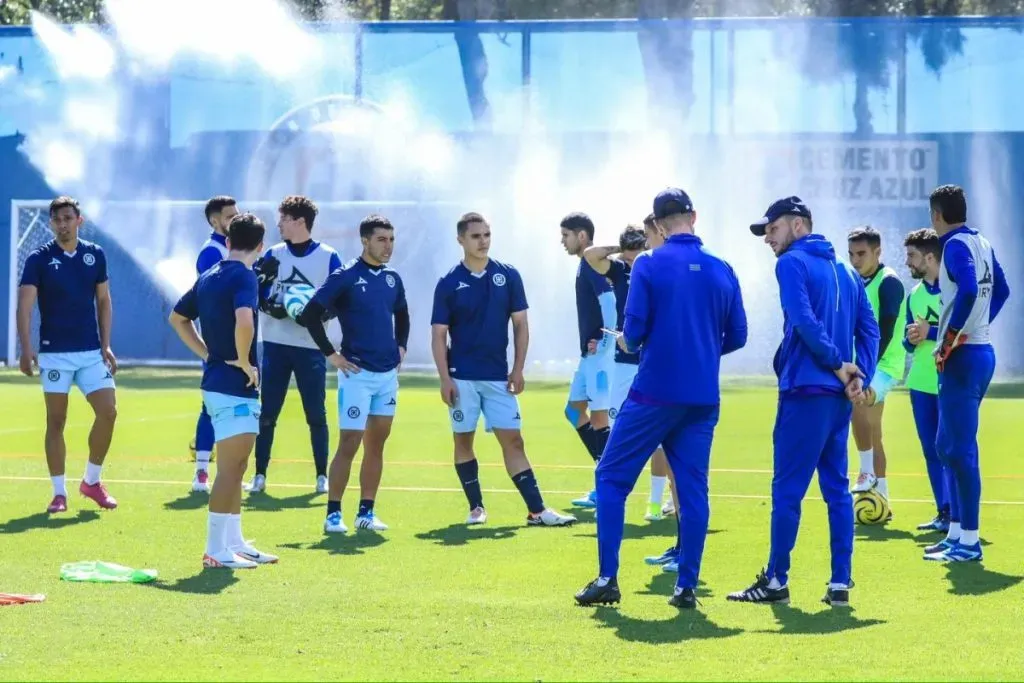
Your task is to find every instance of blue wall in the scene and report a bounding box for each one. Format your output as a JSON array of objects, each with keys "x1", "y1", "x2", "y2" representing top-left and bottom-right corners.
[{"x1": 1, "y1": 18, "x2": 1022, "y2": 372}]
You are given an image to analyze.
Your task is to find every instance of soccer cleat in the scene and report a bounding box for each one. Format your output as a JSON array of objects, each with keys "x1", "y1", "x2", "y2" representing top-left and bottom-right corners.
[
  {"x1": 822, "y1": 581, "x2": 854, "y2": 607},
  {"x1": 570, "y1": 490, "x2": 597, "y2": 508},
  {"x1": 575, "y1": 578, "x2": 620, "y2": 606},
  {"x1": 527, "y1": 509, "x2": 577, "y2": 527},
  {"x1": 661, "y1": 497, "x2": 676, "y2": 516},
  {"x1": 916, "y1": 514, "x2": 950, "y2": 533},
  {"x1": 466, "y1": 507, "x2": 487, "y2": 525},
  {"x1": 925, "y1": 541, "x2": 983, "y2": 562},
  {"x1": 245, "y1": 474, "x2": 266, "y2": 494},
  {"x1": 923, "y1": 537, "x2": 957, "y2": 555},
  {"x1": 851, "y1": 472, "x2": 877, "y2": 493},
  {"x1": 644, "y1": 546, "x2": 678, "y2": 566},
  {"x1": 727, "y1": 570, "x2": 791, "y2": 604},
  {"x1": 662, "y1": 560, "x2": 679, "y2": 574},
  {"x1": 202, "y1": 551, "x2": 257, "y2": 569},
  {"x1": 79, "y1": 481, "x2": 117, "y2": 510},
  {"x1": 315, "y1": 475, "x2": 328, "y2": 494},
  {"x1": 324, "y1": 511, "x2": 348, "y2": 534},
  {"x1": 644, "y1": 502, "x2": 664, "y2": 522},
  {"x1": 354, "y1": 512, "x2": 389, "y2": 531},
  {"x1": 231, "y1": 542, "x2": 279, "y2": 565},
  {"x1": 191, "y1": 469, "x2": 210, "y2": 493},
  {"x1": 668, "y1": 587, "x2": 698, "y2": 609},
  {"x1": 47, "y1": 495, "x2": 68, "y2": 514}
]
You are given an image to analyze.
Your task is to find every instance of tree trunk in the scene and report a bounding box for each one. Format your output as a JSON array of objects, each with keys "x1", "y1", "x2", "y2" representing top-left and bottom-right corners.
[
  {"x1": 445, "y1": 0, "x2": 493, "y2": 128},
  {"x1": 379, "y1": 0, "x2": 392, "y2": 20},
  {"x1": 637, "y1": 0, "x2": 696, "y2": 130}
]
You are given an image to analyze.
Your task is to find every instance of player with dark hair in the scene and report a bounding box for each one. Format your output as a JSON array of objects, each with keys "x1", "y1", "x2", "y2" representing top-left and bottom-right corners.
[
  {"x1": 924, "y1": 184, "x2": 1009, "y2": 562},
  {"x1": 559, "y1": 211, "x2": 617, "y2": 509},
  {"x1": 902, "y1": 228, "x2": 950, "y2": 533},
  {"x1": 245, "y1": 195, "x2": 341, "y2": 495},
  {"x1": 297, "y1": 214, "x2": 409, "y2": 534},
  {"x1": 170, "y1": 212, "x2": 277, "y2": 568},
  {"x1": 188, "y1": 195, "x2": 238, "y2": 493},
  {"x1": 847, "y1": 225, "x2": 906, "y2": 509},
  {"x1": 17, "y1": 196, "x2": 119, "y2": 514},
  {"x1": 430, "y1": 212, "x2": 576, "y2": 527}
]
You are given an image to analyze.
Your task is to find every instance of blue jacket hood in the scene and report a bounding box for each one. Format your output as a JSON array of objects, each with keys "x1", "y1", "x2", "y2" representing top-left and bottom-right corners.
[{"x1": 786, "y1": 233, "x2": 837, "y2": 261}]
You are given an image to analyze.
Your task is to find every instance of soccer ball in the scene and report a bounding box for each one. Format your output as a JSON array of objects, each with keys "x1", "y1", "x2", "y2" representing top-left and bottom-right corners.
[
  {"x1": 854, "y1": 489, "x2": 890, "y2": 525},
  {"x1": 284, "y1": 284, "x2": 317, "y2": 320}
]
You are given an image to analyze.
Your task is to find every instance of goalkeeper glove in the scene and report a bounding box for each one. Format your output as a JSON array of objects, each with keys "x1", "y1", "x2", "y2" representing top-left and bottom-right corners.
[
  {"x1": 253, "y1": 254, "x2": 280, "y2": 287},
  {"x1": 934, "y1": 327, "x2": 967, "y2": 372},
  {"x1": 259, "y1": 296, "x2": 289, "y2": 320}
]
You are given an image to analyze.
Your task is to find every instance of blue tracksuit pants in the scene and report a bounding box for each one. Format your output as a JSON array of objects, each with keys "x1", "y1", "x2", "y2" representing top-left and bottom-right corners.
[
  {"x1": 937, "y1": 345, "x2": 995, "y2": 532},
  {"x1": 767, "y1": 393, "x2": 853, "y2": 588},
  {"x1": 194, "y1": 402, "x2": 215, "y2": 452},
  {"x1": 595, "y1": 397, "x2": 719, "y2": 590},
  {"x1": 254, "y1": 341, "x2": 329, "y2": 477},
  {"x1": 909, "y1": 389, "x2": 951, "y2": 518}
]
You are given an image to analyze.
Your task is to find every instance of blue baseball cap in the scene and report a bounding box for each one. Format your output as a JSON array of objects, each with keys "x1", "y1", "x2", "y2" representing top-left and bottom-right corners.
[
  {"x1": 749, "y1": 196, "x2": 812, "y2": 236},
  {"x1": 652, "y1": 187, "x2": 694, "y2": 219}
]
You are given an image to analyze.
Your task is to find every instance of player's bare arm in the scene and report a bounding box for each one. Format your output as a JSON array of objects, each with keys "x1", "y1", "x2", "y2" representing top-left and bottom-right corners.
[
  {"x1": 582, "y1": 245, "x2": 619, "y2": 276},
  {"x1": 431, "y1": 323, "x2": 457, "y2": 406},
  {"x1": 509, "y1": 311, "x2": 528, "y2": 395},
  {"x1": 168, "y1": 310, "x2": 210, "y2": 362},
  {"x1": 230, "y1": 307, "x2": 258, "y2": 388},
  {"x1": 96, "y1": 281, "x2": 117, "y2": 375},
  {"x1": 16, "y1": 284, "x2": 37, "y2": 377}
]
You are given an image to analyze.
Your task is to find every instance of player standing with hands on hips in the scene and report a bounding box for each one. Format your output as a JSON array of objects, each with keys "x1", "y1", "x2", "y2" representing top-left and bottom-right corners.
[
  {"x1": 923, "y1": 185, "x2": 1009, "y2": 562},
  {"x1": 18, "y1": 196, "x2": 119, "y2": 514},
  {"x1": 729, "y1": 196, "x2": 878, "y2": 607},
  {"x1": 575, "y1": 188, "x2": 748, "y2": 609}
]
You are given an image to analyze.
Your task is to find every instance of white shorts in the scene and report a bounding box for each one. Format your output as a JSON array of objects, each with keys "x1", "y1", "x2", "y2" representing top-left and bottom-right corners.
[
  {"x1": 450, "y1": 379, "x2": 521, "y2": 434},
  {"x1": 609, "y1": 362, "x2": 638, "y2": 423},
  {"x1": 871, "y1": 369, "x2": 900, "y2": 404},
  {"x1": 202, "y1": 391, "x2": 261, "y2": 441},
  {"x1": 567, "y1": 351, "x2": 613, "y2": 413},
  {"x1": 39, "y1": 351, "x2": 115, "y2": 396},
  {"x1": 338, "y1": 368, "x2": 398, "y2": 431}
]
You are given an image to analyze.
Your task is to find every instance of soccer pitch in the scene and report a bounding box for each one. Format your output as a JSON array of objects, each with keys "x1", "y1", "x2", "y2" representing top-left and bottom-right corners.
[{"x1": 1, "y1": 369, "x2": 1022, "y2": 681}]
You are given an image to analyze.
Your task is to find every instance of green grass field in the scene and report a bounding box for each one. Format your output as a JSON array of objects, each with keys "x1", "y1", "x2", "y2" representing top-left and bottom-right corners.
[{"x1": 1, "y1": 368, "x2": 1023, "y2": 681}]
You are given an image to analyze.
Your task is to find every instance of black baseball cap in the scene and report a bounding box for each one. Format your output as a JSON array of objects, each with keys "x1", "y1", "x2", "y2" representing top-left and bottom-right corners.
[
  {"x1": 749, "y1": 196, "x2": 812, "y2": 236},
  {"x1": 652, "y1": 187, "x2": 694, "y2": 219}
]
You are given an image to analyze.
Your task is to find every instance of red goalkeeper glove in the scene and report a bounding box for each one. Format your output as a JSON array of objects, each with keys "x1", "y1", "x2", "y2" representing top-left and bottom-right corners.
[{"x1": 935, "y1": 327, "x2": 968, "y2": 372}]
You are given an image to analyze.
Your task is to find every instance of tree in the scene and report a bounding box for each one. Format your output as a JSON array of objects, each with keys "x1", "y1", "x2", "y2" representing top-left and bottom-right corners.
[{"x1": 0, "y1": 0, "x2": 103, "y2": 25}]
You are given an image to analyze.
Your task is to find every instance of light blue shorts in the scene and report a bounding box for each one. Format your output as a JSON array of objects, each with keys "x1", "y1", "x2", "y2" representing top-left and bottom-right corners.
[
  {"x1": 609, "y1": 362, "x2": 638, "y2": 423},
  {"x1": 568, "y1": 351, "x2": 613, "y2": 413},
  {"x1": 338, "y1": 368, "x2": 398, "y2": 431},
  {"x1": 39, "y1": 351, "x2": 115, "y2": 396},
  {"x1": 202, "y1": 391, "x2": 261, "y2": 442},
  {"x1": 449, "y1": 379, "x2": 522, "y2": 434},
  {"x1": 871, "y1": 369, "x2": 900, "y2": 404}
]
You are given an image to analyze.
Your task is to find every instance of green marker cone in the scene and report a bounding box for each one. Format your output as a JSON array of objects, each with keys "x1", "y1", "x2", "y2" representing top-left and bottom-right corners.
[{"x1": 59, "y1": 561, "x2": 157, "y2": 584}]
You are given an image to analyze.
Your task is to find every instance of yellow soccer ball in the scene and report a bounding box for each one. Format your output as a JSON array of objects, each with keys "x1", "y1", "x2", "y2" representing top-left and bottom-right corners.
[{"x1": 854, "y1": 489, "x2": 890, "y2": 525}]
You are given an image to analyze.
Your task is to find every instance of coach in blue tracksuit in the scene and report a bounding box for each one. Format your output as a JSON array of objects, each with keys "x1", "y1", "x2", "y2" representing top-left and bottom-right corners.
[
  {"x1": 728, "y1": 196, "x2": 879, "y2": 608},
  {"x1": 575, "y1": 187, "x2": 748, "y2": 610}
]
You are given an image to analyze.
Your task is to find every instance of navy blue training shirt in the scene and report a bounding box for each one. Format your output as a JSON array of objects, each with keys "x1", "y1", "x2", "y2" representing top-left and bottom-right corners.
[
  {"x1": 607, "y1": 259, "x2": 640, "y2": 366},
  {"x1": 312, "y1": 258, "x2": 408, "y2": 373},
  {"x1": 20, "y1": 239, "x2": 108, "y2": 353},
  {"x1": 575, "y1": 258, "x2": 614, "y2": 356},
  {"x1": 173, "y1": 260, "x2": 260, "y2": 399},
  {"x1": 431, "y1": 259, "x2": 528, "y2": 381}
]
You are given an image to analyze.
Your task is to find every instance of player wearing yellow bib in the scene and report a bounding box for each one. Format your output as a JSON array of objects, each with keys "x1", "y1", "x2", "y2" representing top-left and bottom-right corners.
[
  {"x1": 902, "y1": 228, "x2": 950, "y2": 533},
  {"x1": 847, "y1": 227, "x2": 906, "y2": 506}
]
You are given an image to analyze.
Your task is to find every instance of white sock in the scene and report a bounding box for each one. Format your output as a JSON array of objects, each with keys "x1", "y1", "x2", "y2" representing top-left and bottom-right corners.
[
  {"x1": 946, "y1": 521, "x2": 962, "y2": 542},
  {"x1": 960, "y1": 529, "x2": 979, "y2": 546},
  {"x1": 876, "y1": 477, "x2": 889, "y2": 499},
  {"x1": 83, "y1": 462, "x2": 102, "y2": 486},
  {"x1": 858, "y1": 450, "x2": 874, "y2": 475},
  {"x1": 768, "y1": 576, "x2": 784, "y2": 590},
  {"x1": 51, "y1": 475, "x2": 67, "y2": 497},
  {"x1": 596, "y1": 576, "x2": 612, "y2": 587},
  {"x1": 195, "y1": 451, "x2": 212, "y2": 473},
  {"x1": 225, "y1": 513, "x2": 245, "y2": 549},
  {"x1": 206, "y1": 512, "x2": 230, "y2": 556},
  {"x1": 649, "y1": 476, "x2": 667, "y2": 504}
]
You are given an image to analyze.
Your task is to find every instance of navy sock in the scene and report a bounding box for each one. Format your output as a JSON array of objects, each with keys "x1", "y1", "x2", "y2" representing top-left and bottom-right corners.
[
  {"x1": 358, "y1": 499, "x2": 375, "y2": 517},
  {"x1": 455, "y1": 459, "x2": 484, "y2": 511},
  {"x1": 576, "y1": 424, "x2": 600, "y2": 461},
  {"x1": 327, "y1": 500, "x2": 341, "y2": 516},
  {"x1": 511, "y1": 468, "x2": 545, "y2": 515},
  {"x1": 591, "y1": 426, "x2": 610, "y2": 460}
]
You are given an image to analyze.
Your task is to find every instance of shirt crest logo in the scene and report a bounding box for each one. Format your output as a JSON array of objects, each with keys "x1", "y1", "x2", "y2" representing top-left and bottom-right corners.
[
  {"x1": 386, "y1": 274, "x2": 396, "y2": 288},
  {"x1": 48, "y1": 258, "x2": 61, "y2": 270},
  {"x1": 492, "y1": 273, "x2": 506, "y2": 287},
  {"x1": 83, "y1": 253, "x2": 96, "y2": 267}
]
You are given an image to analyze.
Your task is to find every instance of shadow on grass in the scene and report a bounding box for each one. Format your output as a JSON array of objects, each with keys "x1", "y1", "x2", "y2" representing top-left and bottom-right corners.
[
  {"x1": 589, "y1": 606, "x2": 742, "y2": 644},
  {"x1": 575, "y1": 522, "x2": 720, "y2": 542},
  {"x1": 0, "y1": 510, "x2": 100, "y2": 534},
  {"x1": 243, "y1": 491, "x2": 320, "y2": 512},
  {"x1": 163, "y1": 492, "x2": 209, "y2": 511},
  {"x1": 279, "y1": 532, "x2": 388, "y2": 557},
  {"x1": 854, "y1": 523, "x2": 917, "y2": 543},
  {"x1": 943, "y1": 562, "x2": 1024, "y2": 596},
  {"x1": 146, "y1": 568, "x2": 239, "y2": 595},
  {"x1": 415, "y1": 523, "x2": 520, "y2": 546},
  {"x1": 758, "y1": 603, "x2": 886, "y2": 635}
]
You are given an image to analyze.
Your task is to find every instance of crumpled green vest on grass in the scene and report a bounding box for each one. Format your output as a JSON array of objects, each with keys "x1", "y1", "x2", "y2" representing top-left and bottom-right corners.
[{"x1": 59, "y1": 561, "x2": 157, "y2": 583}]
